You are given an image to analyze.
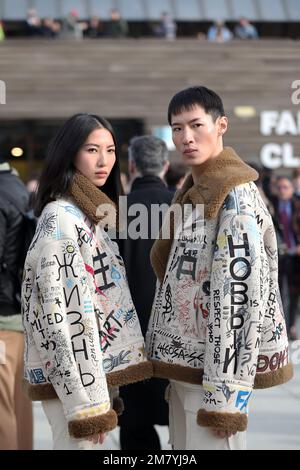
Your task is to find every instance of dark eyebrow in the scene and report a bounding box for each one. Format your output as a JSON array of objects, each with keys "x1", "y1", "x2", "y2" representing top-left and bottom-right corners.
[
  {"x1": 83, "y1": 143, "x2": 100, "y2": 148},
  {"x1": 83, "y1": 143, "x2": 115, "y2": 148},
  {"x1": 171, "y1": 118, "x2": 202, "y2": 126}
]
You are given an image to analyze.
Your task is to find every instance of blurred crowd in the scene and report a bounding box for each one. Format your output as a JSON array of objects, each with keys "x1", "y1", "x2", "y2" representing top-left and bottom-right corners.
[
  {"x1": 0, "y1": 8, "x2": 259, "y2": 42},
  {"x1": 252, "y1": 167, "x2": 300, "y2": 341}
]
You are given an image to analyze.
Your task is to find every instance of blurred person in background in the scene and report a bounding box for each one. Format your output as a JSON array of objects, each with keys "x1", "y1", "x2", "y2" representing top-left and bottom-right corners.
[
  {"x1": 165, "y1": 162, "x2": 187, "y2": 193},
  {"x1": 0, "y1": 157, "x2": 33, "y2": 450},
  {"x1": 41, "y1": 17, "x2": 61, "y2": 38},
  {"x1": 234, "y1": 18, "x2": 258, "y2": 40},
  {"x1": 0, "y1": 20, "x2": 5, "y2": 41},
  {"x1": 207, "y1": 20, "x2": 232, "y2": 43},
  {"x1": 272, "y1": 176, "x2": 300, "y2": 340},
  {"x1": 292, "y1": 168, "x2": 300, "y2": 199},
  {"x1": 248, "y1": 163, "x2": 274, "y2": 217},
  {"x1": 86, "y1": 16, "x2": 104, "y2": 39},
  {"x1": 118, "y1": 136, "x2": 171, "y2": 450},
  {"x1": 61, "y1": 9, "x2": 87, "y2": 40},
  {"x1": 106, "y1": 9, "x2": 128, "y2": 38},
  {"x1": 154, "y1": 12, "x2": 177, "y2": 40},
  {"x1": 26, "y1": 8, "x2": 43, "y2": 36}
]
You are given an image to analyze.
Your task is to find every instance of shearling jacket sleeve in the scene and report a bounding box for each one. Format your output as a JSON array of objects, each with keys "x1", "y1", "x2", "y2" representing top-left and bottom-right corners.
[
  {"x1": 29, "y1": 239, "x2": 117, "y2": 438},
  {"x1": 197, "y1": 208, "x2": 264, "y2": 433}
]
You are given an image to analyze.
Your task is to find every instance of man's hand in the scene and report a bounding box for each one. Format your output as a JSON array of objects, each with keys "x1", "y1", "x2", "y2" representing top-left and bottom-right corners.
[
  {"x1": 86, "y1": 432, "x2": 106, "y2": 445},
  {"x1": 212, "y1": 428, "x2": 237, "y2": 439}
]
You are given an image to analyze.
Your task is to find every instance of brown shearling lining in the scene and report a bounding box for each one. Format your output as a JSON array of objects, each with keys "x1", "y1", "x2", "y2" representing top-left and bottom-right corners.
[
  {"x1": 68, "y1": 409, "x2": 117, "y2": 438},
  {"x1": 23, "y1": 361, "x2": 152, "y2": 402},
  {"x1": 70, "y1": 171, "x2": 117, "y2": 227},
  {"x1": 107, "y1": 361, "x2": 153, "y2": 388},
  {"x1": 150, "y1": 147, "x2": 258, "y2": 283},
  {"x1": 22, "y1": 361, "x2": 293, "y2": 403},
  {"x1": 151, "y1": 360, "x2": 293, "y2": 390},
  {"x1": 152, "y1": 360, "x2": 204, "y2": 384},
  {"x1": 254, "y1": 362, "x2": 294, "y2": 389},
  {"x1": 23, "y1": 379, "x2": 58, "y2": 401},
  {"x1": 113, "y1": 396, "x2": 124, "y2": 416},
  {"x1": 197, "y1": 409, "x2": 248, "y2": 433}
]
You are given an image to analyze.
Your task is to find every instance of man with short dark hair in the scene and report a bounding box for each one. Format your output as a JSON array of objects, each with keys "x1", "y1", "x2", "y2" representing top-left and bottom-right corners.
[
  {"x1": 0, "y1": 159, "x2": 33, "y2": 449},
  {"x1": 118, "y1": 135, "x2": 172, "y2": 450},
  {"x1": 146, "y1": 86, "x2": 293, "y2": 450}
]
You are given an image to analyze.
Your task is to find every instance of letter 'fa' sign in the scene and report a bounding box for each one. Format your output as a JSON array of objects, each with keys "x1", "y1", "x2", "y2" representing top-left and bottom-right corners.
[{"x1": 0, "y1": 80, "x2": 6, "y2": 104}]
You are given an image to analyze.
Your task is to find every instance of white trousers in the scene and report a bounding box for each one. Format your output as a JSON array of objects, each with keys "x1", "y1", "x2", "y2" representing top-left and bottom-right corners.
[
  {"x1": 42, "y1": 399, "x2": 104, "y2": 450},
  {"x1": 168, "y1": 381, "x2": 247, "y2": 450}
]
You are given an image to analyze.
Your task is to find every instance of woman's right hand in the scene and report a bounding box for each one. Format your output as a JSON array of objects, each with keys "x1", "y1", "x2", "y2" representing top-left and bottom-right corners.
[{"x1": 87, "y1": 432, "x2": 106, "y2": 445}]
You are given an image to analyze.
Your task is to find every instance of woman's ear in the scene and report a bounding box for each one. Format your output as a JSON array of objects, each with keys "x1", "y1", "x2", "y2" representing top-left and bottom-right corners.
[{"x1": 218, "y1": 116, "x2": 228, "y2": 136}]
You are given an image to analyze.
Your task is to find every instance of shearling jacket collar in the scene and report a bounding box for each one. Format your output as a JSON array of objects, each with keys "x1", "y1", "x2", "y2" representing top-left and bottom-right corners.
[
  {"x1": 173, "y1": 147, "x2": 258, "y2": 219},
  {"x1": 69, "y1": 171, "x2": 117, "y2": 227},
  {"x1": 150, "y1": 147, "x2": 258, "y2": 283}
]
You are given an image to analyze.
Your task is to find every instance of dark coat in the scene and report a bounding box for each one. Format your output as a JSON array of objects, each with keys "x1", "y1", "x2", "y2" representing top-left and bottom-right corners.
[
  {"x1": 272, "y1": 196, "x2": 300, "y2": 294},
  {"x1": 118, "y1": 175, "x2": 172, "y2": 427},
  {"x1": 0, "y1": 166, "x2": 29, "y2": 315}
]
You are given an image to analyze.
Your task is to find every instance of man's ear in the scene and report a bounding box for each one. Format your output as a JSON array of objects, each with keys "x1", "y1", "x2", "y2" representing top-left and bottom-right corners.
[{"x1": 218, "y1": 116, "x2": 228, "y2": 136}]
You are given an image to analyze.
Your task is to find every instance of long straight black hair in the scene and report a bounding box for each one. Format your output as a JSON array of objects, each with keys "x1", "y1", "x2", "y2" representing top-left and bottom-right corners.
[{"x1": 35, "y1": 113, "x2": 122, "y2": 216}]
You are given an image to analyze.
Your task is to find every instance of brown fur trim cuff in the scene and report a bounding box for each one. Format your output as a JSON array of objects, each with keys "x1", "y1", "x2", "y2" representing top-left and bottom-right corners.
[
  {"x1": 197, "y1": 409, "x2": 248, "y2": 433},
  {"x1": 152, "y1": 360, "x2": 204, "y2": 385},
  {"x1": 68, "y1": 409, "x2": 117, "y2": 438},
  {"x1": 23, "y1": 379, "x2": 58, "y2": 401},
  {"x1": 254, "y1": 362, "x2": 294, "y2": 389},
  {"x1": 107, "y1": 361, "x2": 153, "y2": 388}
]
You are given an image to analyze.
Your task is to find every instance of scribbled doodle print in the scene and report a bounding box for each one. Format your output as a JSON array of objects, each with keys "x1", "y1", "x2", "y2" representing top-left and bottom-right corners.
[
  {"x1": 267, "y1": 323, "x2": 284, "y2": 342},
  {"x1": 103, "y1": 350, "x2": 131, "y2": 372},
  {"x1": 30, "y1": 212, "x2": 56, "y2": 251},
  {"x1": 93, "y1": 248, "x2": 115, "y2": 291},
  {"x1": 54, "y1": 253, "x2": 78, "y2": 282},
  {"x1": 161, "y1": 284, "x2": 173, "y2": 323},
  {"x1": 217, "y1": 381, "x2": 235, "y2": 402},
  {"x1": 147, "y1": 181, "x2": 290, "y2": 418},
  {"x1": 64, "y1": 205, "x2": 83, "y2": 219},
  {"x1": 76, "y1": 224, "x2": 94, "y2": 247},
  {"x1": 22, "y1": 198, "x2": 148, "y2": 420},
  {"x1": 61, "y1": 241, "x2": 77, "y2": 257},
  {"x1": 123, "y1": 308, "x2": 136, "y2": 328}
]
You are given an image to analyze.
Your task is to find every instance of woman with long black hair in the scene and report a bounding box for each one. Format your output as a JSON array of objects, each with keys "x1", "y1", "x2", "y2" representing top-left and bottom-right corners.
[{"x1": 21, "y1": 114, "x2": 152, "y2": 450}]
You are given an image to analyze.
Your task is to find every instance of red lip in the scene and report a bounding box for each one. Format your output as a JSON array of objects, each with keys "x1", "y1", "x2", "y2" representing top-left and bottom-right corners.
[
  {"x1": 183, "y1": 149, "x2": 197, "y2": 155},
  {"x1": 95, "y1": 172, "x2": 107, "y2": 176}
]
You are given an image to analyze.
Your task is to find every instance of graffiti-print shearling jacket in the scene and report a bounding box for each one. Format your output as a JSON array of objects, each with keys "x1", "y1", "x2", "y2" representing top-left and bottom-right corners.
[
  {"x1": 146, "y1": 148, "x2": 293, "y2": 434},
  {"x1": 22, "y1": 173, "x2": 152, "y2": 438}
]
